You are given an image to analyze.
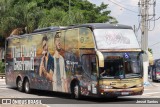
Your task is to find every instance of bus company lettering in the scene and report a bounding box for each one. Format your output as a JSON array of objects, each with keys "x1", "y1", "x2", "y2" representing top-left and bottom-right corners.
[
  {"x1": 66, "y1": 60, "x2": 78, "y2": 65},
  {"x1": 11, "y1": 45, "x2": 36, "y2": 71}
]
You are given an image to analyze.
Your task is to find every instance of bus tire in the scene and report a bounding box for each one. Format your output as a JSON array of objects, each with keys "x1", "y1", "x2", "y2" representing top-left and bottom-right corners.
[
  {"x1": 72, "y1": 82, "x2": 81, "y2": 99},
  {"x1": 74, "y1": 83, "x2": 81, "y2": 99},
  {"x1": 111, "y1": 96, "x2": 118, "y2": 99},
  {"x1": 24, "y1": 79, "x2": 31, "y2": 93},
  {"x1": 152, "y1": 74, "x2": 156, "y2": 82},
  {"x1": 17, "y1": 78, "x2": 23, "y2": 92},
  {"x1": 152, "y1": 78, "x2": 157, "y2": 82},
  {"x1": 152, "y1": 77, "x2": 154, "y2": 82}
]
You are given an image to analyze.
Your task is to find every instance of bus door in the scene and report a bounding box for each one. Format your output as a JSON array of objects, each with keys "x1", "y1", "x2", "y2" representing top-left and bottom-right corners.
[{"x1": 81, "y1": 54, "x2": 98, "y2": 95}]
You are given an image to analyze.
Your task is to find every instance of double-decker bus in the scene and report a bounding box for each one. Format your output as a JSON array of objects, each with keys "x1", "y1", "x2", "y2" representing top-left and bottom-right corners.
[{"x1": 5, "y1": 23, "x2": 144, "y2": 98}]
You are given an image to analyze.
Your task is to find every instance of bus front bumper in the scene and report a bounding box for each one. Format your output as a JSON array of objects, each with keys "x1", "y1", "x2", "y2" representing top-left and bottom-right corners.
[{"x1": 99, "y1": 87, "x2": 144, "y2": 97}]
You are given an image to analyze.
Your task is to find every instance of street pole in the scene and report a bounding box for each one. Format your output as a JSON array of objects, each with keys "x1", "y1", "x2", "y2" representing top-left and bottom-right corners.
[
  {"x1": 69, "y1": 0, "x2": 71, "y2": 24},
  {"x1": 141, "y1": 0, "x2": 149, "y2": 86}
]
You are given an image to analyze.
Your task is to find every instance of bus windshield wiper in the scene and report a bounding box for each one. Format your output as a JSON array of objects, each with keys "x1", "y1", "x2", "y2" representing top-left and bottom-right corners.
[
  {"x1": 125, "y1": 73, "x2": 141, "y2": 78},
  {"x1": 101, "y1": 76, "x2": 114, "y2": 79}
]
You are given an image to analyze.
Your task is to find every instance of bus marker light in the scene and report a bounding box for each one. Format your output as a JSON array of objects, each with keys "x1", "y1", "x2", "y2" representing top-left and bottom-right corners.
[{"x1": 137, "y1": 84, "x2": 143, "y2": 87}]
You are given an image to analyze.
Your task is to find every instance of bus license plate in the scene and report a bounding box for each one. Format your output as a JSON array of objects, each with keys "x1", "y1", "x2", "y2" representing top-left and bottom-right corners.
[
  {"x1": 121, "y1": 92, "x2": 129, "y2": 95},
  {"x1": 157, "y1": 75, "x2": 160, "y2": 78}
]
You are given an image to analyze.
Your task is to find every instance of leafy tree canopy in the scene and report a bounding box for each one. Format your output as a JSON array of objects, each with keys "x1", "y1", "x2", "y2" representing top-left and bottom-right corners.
[
  {"x1": 0, "y1": 0, "x2": 117, "y2": 38},
  {"x1": 148, "y1": 48, "x2": 153, "y2": 54}
]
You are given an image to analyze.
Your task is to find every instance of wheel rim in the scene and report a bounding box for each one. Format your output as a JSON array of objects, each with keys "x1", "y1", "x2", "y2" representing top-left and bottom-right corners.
[
  {"x1": 25, "y1": 81, "x2": 29, "y2": 92},
  {"x1": 74, "y1": 85, "x2": 79, "y2": 98},
  {"x1": 18, "y1": 80, "x2": 22, "y2": 89}
]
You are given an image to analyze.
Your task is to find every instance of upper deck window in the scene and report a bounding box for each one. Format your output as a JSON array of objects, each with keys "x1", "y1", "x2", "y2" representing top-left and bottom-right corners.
[
  {"x1": 79, "y1": 27, "x2": 94, "y2": 48},
  {"x1": 94, "y1": 29, "x2": 140, "y2": 49}
]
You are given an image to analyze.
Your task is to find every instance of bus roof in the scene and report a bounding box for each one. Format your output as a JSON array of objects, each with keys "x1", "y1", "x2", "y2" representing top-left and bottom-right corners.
[
  {"x1": 33, "y1": 27, "x2": 60, "y2": 33},
  {"x1": 7, "y1": 23, "x2": 132, "y2": 40},
  {"x1": 71, "y1": 23, "x2": 133, "y2": 29}
]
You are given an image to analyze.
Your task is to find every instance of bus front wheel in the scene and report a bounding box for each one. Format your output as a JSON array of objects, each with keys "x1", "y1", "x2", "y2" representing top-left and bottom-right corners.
[
  {"x1": 24, "y1": 79, "x2": 31, "y2": 93},
  {"x1": 72, "y1": 82, "x2": 81, "y2": 99},
  {"x1": 71, "y1": 82, "x2": 81, "y2": 99}
]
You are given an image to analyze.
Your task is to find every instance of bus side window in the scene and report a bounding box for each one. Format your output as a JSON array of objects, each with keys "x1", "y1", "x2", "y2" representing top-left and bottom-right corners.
[
  {"x1": 81, "y1": 55, "x2": 91, "y2": 76},
  {"x1": 79, "y1": 27, "x2": 94, "y2": 48},
  {"x1": 91, "y1": 55, "x2": 97, "y2": 80},
  {"x1": 81, "y1": 54, "x2": 97, "y2": 79},
  {"x1": 91, "y1": 55, "x2": 97, "y2": 75}
]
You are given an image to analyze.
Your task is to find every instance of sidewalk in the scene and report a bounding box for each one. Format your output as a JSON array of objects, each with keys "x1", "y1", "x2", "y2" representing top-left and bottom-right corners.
[
  {"x1": 143, "y1": 81, "x2": 159, "y2": 91},
  {"x1": 0, "y1": 78, "x2": 5, "y2": 81}
]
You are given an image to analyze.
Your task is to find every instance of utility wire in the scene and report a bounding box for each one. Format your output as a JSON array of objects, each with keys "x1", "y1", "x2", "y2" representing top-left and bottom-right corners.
[
  {"x1": 112, "y1": 0, "x2": 138, "y2": 7},
  {"x1": 108, "y1": 0, "x2": 138, "y2": 13},
  {"x1": 149, "y1": 41, "x2": 160, "y2": 47},
  {"x1": 151, "y1": 16, "x2": 160, "y2": 21}
]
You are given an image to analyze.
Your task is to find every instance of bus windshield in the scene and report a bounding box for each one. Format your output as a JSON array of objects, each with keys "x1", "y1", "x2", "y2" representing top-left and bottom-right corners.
[
  {"x1": 156, "y1": 60, "x2": 160, "y2": 72},
  {"x1": 99, "y1": 52, "x2": 143, "y2": 79},
  {"x1": 94, "y1": 29, "x2": 140, "y2": 49}
]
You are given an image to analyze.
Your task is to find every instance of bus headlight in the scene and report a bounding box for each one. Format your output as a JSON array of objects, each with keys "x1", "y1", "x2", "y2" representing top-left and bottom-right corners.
[
  {"x1": 100, "y1": 85, "x2": 112, "y2": 89},
  {"x1": 106, "y1": 86, "x2": 112, "y2": 89},
  {"x1": 137, "y1": 84, "x2": 143, "y2": 87}
]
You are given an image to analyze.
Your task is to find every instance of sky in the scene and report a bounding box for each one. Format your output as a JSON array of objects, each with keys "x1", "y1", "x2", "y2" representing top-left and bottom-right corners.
[{"x1": 88, "y1": 0, "x2": 160, "y2": 59}]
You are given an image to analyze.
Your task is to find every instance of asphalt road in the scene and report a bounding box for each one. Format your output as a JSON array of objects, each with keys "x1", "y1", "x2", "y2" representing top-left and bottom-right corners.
[{"x1": 0, "y1": 78, "x2": 160, "y2": 107}]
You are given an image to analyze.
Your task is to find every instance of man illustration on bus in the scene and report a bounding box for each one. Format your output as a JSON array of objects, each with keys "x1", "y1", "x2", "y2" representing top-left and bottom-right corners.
[
  {"x1": 52, "y1": 32, "x2": 68, "y2": 92},
  {"x1": 39, "y1": 35, "x2": 54, "y2": 81}
]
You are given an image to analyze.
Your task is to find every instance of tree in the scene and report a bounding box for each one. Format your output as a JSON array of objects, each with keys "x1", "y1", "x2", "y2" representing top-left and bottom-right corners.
[
  {"x1": 0, "y1": 0, "x2": 117, "y2": 38},
  {"x1": 40, "y1": 0, "x2": 116, "y2": 24},
  {"x1": 0, "y1": 61, "x2": 5, "y2": 73},
  {"x1": 0, "y1": 0, "x2": 44, "y2": 36},
  {"x1": 148, "y1": 48, "x2": 153, "y2": 54}
]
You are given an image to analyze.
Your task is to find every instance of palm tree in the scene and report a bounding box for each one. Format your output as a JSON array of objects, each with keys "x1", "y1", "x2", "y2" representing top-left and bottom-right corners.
[{"x1": 0, "y1": 0, "x2": 44, "y2": 37}]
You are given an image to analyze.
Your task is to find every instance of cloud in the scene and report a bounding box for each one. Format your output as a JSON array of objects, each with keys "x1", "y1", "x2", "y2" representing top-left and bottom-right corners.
[
  {"x1": 109, "y1": 4, "x2": 124, "y2": 17},
  {"x1": 129, "y1": 0, "x2": 139, "y2": 6}
]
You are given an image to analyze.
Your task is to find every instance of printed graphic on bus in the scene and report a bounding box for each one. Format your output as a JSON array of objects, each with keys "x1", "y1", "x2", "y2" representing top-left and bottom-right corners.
[{"x1": 5, "y1": 23, "x2": 144, "y2": 98}]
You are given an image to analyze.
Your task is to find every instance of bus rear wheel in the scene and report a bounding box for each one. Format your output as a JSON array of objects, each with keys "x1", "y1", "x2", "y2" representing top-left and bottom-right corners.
[
  {"x1": 24, "y1": 79, "x2": 31, "y2": 93},
  {"x1": 17, "y1": 79, "x2": 23, "y2": 92}
]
